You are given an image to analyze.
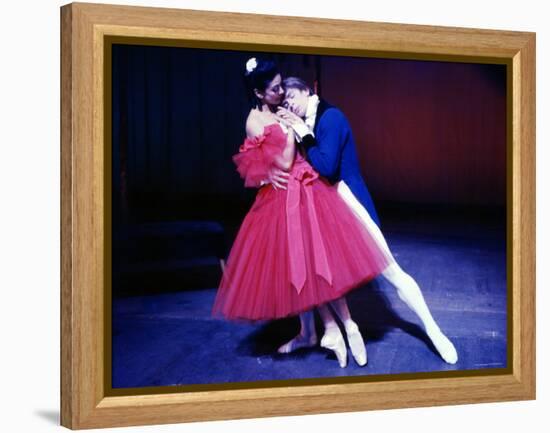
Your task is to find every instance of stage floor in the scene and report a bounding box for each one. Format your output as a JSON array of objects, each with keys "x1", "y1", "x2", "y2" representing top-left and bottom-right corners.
[{"x1": 112, "y1": 212, "x2": 507, "y2": 389}]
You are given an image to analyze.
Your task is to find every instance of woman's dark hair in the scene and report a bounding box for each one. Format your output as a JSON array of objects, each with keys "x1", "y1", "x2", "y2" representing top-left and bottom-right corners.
[
  {"x1": 243, "y1": 58, "x2": 280, "y2": 108},
  {"x1": 282, "y1": 77, "x2": 313, "y2": 95}
]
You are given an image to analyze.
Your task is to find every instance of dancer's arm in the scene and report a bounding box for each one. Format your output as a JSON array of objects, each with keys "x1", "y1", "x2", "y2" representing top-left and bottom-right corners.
[
  {"x1": 277, "y1": 106, "x2": 347, "y2": 179},
  {"x1": 273, "y1": 126, "x2": 296, "y2": 171},
  {"x1": 301, "y1": 109, "x2": 347, "y2": 178}
]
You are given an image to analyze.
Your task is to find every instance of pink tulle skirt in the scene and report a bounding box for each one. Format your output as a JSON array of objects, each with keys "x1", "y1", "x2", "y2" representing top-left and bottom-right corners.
[{"x1": 212, "y1": 175, "x2": 390, "y2": 321}]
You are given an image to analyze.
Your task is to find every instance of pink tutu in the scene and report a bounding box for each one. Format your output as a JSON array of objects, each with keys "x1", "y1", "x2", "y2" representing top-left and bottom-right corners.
[{"x1": 212, "y1": 123, "x2": 390, "y2": 321}]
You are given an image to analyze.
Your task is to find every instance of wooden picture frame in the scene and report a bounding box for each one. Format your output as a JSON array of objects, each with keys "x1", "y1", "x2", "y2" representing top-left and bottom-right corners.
[{"x1": 60, "y1": 2, "x2": 536, "y2": 429}]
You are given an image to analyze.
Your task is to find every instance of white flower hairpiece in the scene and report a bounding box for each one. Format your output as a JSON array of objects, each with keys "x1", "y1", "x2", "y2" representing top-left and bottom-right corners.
[{"x1": 245, "y1": 57, "x2": 257, "y2": 74}]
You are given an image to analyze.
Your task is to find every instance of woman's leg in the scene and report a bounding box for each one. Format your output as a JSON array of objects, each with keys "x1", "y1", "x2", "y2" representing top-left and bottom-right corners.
[
  {"x1": 277, "y1": 311, "x2": 317, "y2": 353},
  {"x1": 336, "y1": 181, "x2": 458, "y2": 364}
]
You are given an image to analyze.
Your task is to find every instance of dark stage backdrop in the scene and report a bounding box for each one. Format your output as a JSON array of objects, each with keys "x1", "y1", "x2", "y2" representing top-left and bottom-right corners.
[
  {"x1": 112, "y1": 45, "x2": 321, "y2": 222},
  {"x1": 322, "y1": 57, "x2": 506, "y2": 207},
  {"x1": 112, "y1": 45, "x2": 506, "y2": 223}
]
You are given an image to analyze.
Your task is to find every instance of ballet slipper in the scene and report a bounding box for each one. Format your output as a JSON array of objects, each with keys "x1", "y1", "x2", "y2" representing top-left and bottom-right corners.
[
  {"x1": 427, "y1": 327, "x2": 458, "y2": 364},
  {"x1": 320, "y1": 331, "x2": 347, "y2": 368},
  {"x1": 345, "y1": 323, "x2": 367, "y2": 367},
  {"x1": 277, "y1": 334, "x2": 317, "y2": 354}
]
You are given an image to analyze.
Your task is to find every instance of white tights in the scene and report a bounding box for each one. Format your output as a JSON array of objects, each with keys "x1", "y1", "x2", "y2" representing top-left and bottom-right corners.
[{"x1": 279, "y1": 182, "x2": 458, "y2": 364}]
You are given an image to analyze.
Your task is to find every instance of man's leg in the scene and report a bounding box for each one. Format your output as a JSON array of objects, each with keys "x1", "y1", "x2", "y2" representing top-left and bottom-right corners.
[
  {"x1": 337, "y1": 181, "x2": 458, "y2": 364},
  {"x1": 330, "y1": 297, "x2": 367, "y2": 366},
  {"x1": 381, "y1": 263, "x2": 458, "y2": 364},
  {"x1": 317, "y1": 304, "x2": 347, "y2": 368}
]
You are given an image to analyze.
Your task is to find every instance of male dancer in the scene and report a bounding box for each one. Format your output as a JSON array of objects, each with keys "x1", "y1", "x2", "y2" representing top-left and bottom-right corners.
[{"x1": 274, "y1": 77, "x2": 458, "y2": 365}]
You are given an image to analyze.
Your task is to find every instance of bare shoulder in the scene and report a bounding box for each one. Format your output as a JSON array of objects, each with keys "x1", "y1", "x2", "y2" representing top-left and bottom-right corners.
[{"x1": 246, "y1": 109, "x2": 266, "y2": 139}]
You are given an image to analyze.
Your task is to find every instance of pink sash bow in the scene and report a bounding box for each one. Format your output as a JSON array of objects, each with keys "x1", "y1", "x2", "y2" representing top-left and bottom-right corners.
[{"x1": 286, "y1": 163, "x2": 333, "y2": 293}]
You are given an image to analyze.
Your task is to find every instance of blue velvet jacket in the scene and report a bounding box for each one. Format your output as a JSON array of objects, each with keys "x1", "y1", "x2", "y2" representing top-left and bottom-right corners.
[{"x1": 301, "y1": 99, "x2": 381, "y2": 227}]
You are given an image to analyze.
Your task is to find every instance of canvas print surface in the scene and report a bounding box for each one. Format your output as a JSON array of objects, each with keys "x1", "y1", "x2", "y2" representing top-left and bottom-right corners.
[{"x1": 110, "y1": 44, "x2": 507, "y2": 390}]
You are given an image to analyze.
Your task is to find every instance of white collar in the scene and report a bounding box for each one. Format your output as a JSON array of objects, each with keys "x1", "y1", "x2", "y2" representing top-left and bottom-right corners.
[{"x1": 305, "y1": 94, "x2": 320, "y2": 129}]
